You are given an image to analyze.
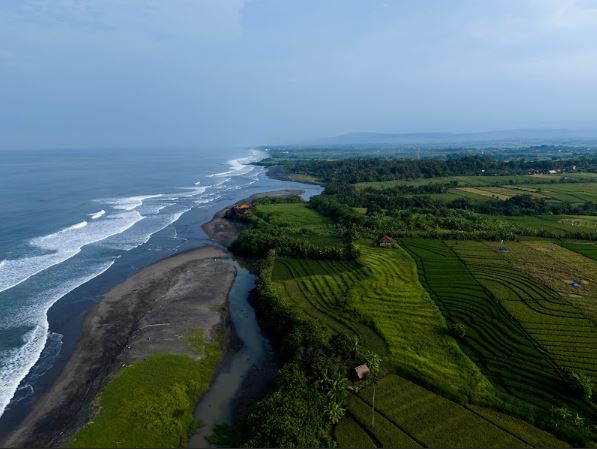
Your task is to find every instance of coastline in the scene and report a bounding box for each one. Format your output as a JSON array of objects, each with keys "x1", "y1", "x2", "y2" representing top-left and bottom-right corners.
[
  {"x1": 202, "y1": 188, "x2": 304, "y2": 246},
  {"x1": 264, "y1": 165, "x2": 320, "y2": 185},
  {"x1": 2, "y1": 188, "x2": 303, "y2": 448}
]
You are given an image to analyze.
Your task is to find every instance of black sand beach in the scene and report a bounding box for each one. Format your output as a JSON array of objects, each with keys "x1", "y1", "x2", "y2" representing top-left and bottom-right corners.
[{"x1": 2, "y1": 189, "x2": 303, "y2": 448}]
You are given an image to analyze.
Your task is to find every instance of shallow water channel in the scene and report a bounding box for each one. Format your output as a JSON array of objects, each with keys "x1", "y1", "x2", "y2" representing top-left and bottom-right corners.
[{"x1": 188, "y1": 258, "x2": 275, "y2": 448}]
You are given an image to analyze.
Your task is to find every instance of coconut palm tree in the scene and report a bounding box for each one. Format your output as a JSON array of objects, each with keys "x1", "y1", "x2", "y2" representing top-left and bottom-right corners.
[{"x1": 325, "y1": 401, "x2": 345, "y2": 425}]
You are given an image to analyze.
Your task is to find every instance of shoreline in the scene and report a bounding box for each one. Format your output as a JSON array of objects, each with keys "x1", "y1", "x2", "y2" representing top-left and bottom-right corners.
[
  {"x1": 264, "y1": 165, "x2": 321, "y2": 185},
  {"x1": 202, "y1": 188, "x2": 304, "y2": 246},
  {"x1": 1, "y1": 188, "x2": 303, "y2": 448}
]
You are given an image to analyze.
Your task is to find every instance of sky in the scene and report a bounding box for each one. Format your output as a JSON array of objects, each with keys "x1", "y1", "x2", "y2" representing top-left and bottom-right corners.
[{"x1": 1, "y1": 0, "x2": 597, "y2": 149}]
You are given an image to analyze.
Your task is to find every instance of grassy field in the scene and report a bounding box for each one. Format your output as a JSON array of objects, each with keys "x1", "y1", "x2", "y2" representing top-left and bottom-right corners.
[
  {"x1": 448, "y1": 241, "x2": 597, "y2": 385},
  {"x1": 66, "y1": 336, "x2": 221, "y2": 448},
  {"x1": 399, "y1": 238, "x2": 573, "y2": 410},
  {"x1": 340, "y1": 375, "x2": 568, "y2": 448},
  {"x1": 254, "y1": 202, "x2": 341, "y2": 245},
  {"x1": 273, "y1": 244, "x2": 493, "y2": 401}
]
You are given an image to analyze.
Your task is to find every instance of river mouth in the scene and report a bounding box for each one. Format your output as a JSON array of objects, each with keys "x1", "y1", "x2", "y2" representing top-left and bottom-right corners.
[{"x1": 188, "y1": 258, "x2": 277, "y2": 448}]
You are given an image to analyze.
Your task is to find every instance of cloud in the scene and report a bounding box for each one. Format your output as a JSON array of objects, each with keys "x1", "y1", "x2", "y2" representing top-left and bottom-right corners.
[
  {"x1": 532, "y1": 0, "x2": 597, "y2": 29},
  {"x1": 467, "y1": 0, "x2": 597, "y2": 44}
]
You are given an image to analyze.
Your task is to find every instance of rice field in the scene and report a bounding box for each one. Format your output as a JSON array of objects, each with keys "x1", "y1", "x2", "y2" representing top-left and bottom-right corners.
[
  {"x1": 497, "y1": 215, "x2": 597, "y2": 236},
  {"x1": 334, "y1": 417, "x2": 378, "y2": 448},
  {"x1": 339, "y1": 375, "x2": 568, "y2": 448},
  {"x1": 272, "y1": 258, "x2": 386, "y2": 353},
  {"x1": 500, "y1": 242, "x2": 597, "y2": 323},
  {"x1": 456, "y1": 187, "x2": 513, "y2": 200},
  {"x1": 558, "y1": 241, "x2": 597, "y2": 261},
  {"x1": 273, "y1": 244, "x2": 492, "y2": 400},
  {"x1": 525, "y1": 183, "x2": 597, "y2": 204},
  {"x1": 354, "y1": 175, "x2": 561, "y2": 191},
  {"x1": 448, "y1": 241, "x2": 597, "y2": 384},
  {"x1": 399, "y1": 239, "x2": 571, "y2": 410}
]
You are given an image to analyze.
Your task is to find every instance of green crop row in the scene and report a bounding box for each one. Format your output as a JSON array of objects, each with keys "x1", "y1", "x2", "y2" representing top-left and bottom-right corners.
[
  {"x1": 448, "y1": 241, "x2": 597, "y2": 385},
  {"x1": 340, "y1": 375, "x2": 567, "y2": 448},
  {"x1": 399, "y1": 239, "x2": 576, "y2": 411}
]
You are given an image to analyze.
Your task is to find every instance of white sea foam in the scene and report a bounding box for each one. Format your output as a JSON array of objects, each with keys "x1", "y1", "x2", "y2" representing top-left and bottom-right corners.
[
  {"x1": 0, "y1": 260, "x2": 114, "y2": 418},
  {"x1": 177, "y1": 186, "x2": 207, "y2": 198},
  {"x1": 105, "y1": 194, "x2": 162, "y2": 211},
  {"x1": 0, "y1": 211, "x2": 142, "y2": 295},
  {"x1": 208, "y1": 149, "x2": 267, "y2": 178},
  {"x1": 0, "y1": 148, "x2": 266, "y2": 419},
  {"x1": 100, "y1": 207, "x2": 191, "y2": 251},
  {"x1": 89, "y1": 210, "x2": 106, "y2": 220}
]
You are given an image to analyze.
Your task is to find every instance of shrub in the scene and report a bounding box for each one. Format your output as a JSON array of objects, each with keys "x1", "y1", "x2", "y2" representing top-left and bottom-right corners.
[
  {"x1": 565, "y1": 370, "x2": 593, "y2": 400},
  {"x1": 450, "y1": 322, "x2": 467, "y2": 339}
]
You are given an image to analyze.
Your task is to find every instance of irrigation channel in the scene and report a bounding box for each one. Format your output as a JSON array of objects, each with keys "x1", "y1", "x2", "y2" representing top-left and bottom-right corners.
[{"x1": 188, "y1": 258, "x2": 276, "y2": 447}]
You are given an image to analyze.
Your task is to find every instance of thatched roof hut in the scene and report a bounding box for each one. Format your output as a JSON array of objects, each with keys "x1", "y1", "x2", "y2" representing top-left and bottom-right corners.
[
  {"x1": 352, "y1": 363, "x2": 370, "y2": 380},
  {"x1": 377, "y1": 235, "x2": 393, "y2": 247}
]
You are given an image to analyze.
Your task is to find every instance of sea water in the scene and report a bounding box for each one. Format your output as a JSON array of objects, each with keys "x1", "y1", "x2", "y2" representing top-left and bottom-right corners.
[{"x1": 0, "y1": 147, "x2": 321, "y2": 436}]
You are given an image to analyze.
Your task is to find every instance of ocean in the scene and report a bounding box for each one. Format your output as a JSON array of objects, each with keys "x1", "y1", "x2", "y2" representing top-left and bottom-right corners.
[{"x1": 0, "y1": 147, "x2": 321, "y2": 436}]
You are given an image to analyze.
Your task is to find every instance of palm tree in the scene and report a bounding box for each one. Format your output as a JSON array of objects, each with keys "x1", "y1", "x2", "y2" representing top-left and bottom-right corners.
[
  {"x1": 320, "y1": 370, "x2": 347, "y2": 402},
  {"x1": 363, "y1": 351, "x2": 381, "y2": 429},
  {"x1": 325, "y1": 401, "x2": 345, "y2": 425}
]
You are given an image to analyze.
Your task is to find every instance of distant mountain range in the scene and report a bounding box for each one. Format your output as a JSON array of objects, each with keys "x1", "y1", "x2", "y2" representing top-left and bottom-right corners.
[{"x1": 306, "y1": 129, "x2": 597, "y2": 146}]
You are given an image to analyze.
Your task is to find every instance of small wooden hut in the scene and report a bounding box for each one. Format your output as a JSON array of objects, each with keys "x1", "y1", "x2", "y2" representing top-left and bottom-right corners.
[
  {"x1": 376, "y1": 234, "x2": 393, "y2": 247},
  {"x1": 352, "y1": 363, "x2": 370, "y2": 381},
  {"x1": 231, "y1": 203, "x2": 250, "y2": 216}
]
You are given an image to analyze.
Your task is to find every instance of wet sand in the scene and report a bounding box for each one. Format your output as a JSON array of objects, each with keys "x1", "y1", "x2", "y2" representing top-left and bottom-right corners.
[
  {"x1": 1, "y1": 246, "x2": 234, "y2": 448},
  {"x1": 2, "y1": 189, "x2": 303, "y2": 448}
]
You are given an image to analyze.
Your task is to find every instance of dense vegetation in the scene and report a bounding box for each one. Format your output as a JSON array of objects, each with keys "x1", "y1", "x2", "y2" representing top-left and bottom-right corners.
[
  {"x1": 227, "y1": 153, "x2": 597, "y2": 447},
  {"x1": 266, "y1": 154, "x2": 597, "y2": 183},
  {"x1": 66, "y1": 332, "x2": 222, "y2": 448},
  {"x1": 232, "y1": 250, "x2": 380, "y2": 448}
]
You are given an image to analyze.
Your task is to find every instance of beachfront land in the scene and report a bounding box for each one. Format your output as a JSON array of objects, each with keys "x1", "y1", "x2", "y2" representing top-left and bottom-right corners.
[
  {"x1": 34, "y1": 154, "x2": 597, "y2": 448},
  {"x1": 225, "y1": 154, "x2": 597, "y2": 448}
]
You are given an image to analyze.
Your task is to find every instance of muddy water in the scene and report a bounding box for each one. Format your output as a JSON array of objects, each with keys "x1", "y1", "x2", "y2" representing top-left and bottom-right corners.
[{"x1": 188, "y1": 259, "x2": 276, "y2": 448}]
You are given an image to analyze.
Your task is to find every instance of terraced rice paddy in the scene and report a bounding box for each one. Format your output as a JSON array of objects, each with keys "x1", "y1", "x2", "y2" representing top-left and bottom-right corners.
[
  {"x1": 272, "y1": 258, "x2": 386, "y2": 353},
  {"x1": 348, "y1": 245, "x2": 490, "y2": 399},
  {"x1": 559, "y1": 241, "x2": 597, "y2": 261},
  {"x1": 399, "y1": 239, "x2": 572, "y2": 410},
  {"x1": 273, "y1": 244, "x2": 492, "y2": 399},
  {"x1": 340, "y1": 375, "x2": 568, "y2": 448},
  {"x1": 501, "y1": 242, "x2": 597, "y2": 322},
  {"x1": 449, "y1": 241, "x2": 597, "y2": 384}
]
